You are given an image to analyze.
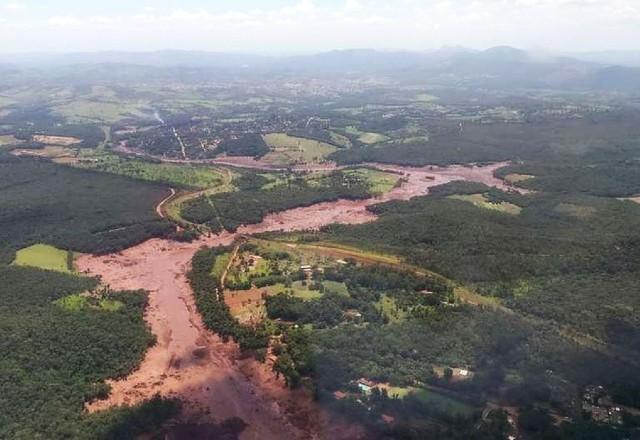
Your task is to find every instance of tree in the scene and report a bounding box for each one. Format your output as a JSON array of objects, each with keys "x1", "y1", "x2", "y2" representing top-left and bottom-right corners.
[{"x1": 444, "y1": 367, "x2": 454, "y2": 381}]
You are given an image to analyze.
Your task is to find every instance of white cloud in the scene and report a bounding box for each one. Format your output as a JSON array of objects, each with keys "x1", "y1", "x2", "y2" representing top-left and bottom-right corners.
[
  {"x1": 0, "y1": 0, "x2": 639, "y2": 52},
  {"x1": 2, "y1": 2, "x2": 25, "y2": 11},
  {"x1": 47, "y1": 15, "x2": 82, "y2": 27}
]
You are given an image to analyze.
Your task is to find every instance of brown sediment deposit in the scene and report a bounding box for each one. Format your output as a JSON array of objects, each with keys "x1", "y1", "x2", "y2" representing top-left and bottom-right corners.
[{"x1": 76, "y1": 161, "x2": 521, "y2": 439}]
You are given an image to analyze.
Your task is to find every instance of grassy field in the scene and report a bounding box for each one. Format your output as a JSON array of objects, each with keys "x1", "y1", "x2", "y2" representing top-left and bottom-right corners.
[
  {"x1": 16, "y1": 147, "x2": 228, "y2": 190},
  {"x1": 289, "y1": 281, "x2": 324, "y2": 300},
  {"x1": 344, "y1": 168, "x2": 400, "y2": 195},
  {"x1": 262, "y1": 238, "x2": 402, "y2": 266},
  {"x1": 54, "y1": 99, "x2": 151, "y2": 124},
  {"x1": 345, "y1": 126, "x2": 390, "y2": 144},
  {"x1": 260, "y1": 173, "x2": 293, "y2": 190},
  {"x1": 264, "y1": 280, "x2": 347, "y2": 300},
  {"x1": 323, "y1": 280, "x2": 349, "y2": 296},
  {"x1": 32, "y1": 134, "x2": 81, "y2": 146},
  {"x1": 383, "y1": 385, "x2": 415, "y2": 399},
  {"x1": 73, "y1": 153, "x2": 227, "y2": 189},
  {"x1": 414, "y1": 93, "x2": 439, "y2": 102},
  {"x1": 377, "y1": 294, "x2": 408, "y2": 322},
  {"x1": 0, "y1": 96, "x2": 15, "y2": 107},
  {"x1": 0, "y1": 135, "x2": 20, "y2": 146},
  {"x1": 54, "y1": 294, "x2": 125, "y2": 312},
  {"x1": 449, "y1": 193, "x2": 522, "y2": 215},
  {"x1": 412, "y1": 388, "x2": 476, "y2": 417},
  {"x1": 211, "y1": 251, "x2": 231, "y2": 279},
  {"x1": 397, "y1": 135, "x2": 430, "y2": 144},
  {"x1": 13, "y1": 244, "x2": 72, "y2": 273},
  {"x1": 164, "y1": 167, "x2": 236, "y2": 226},
  {"x1": 13, "y1": 145, "x2": 76, "y2": 160},
  {"x1": 553, "y1": 202, "x2": 597, "y2": 219},
  {"x1": 263, "y1": 133, "x2": 337, "y2": 165},
  {"x1": 226, "y1": 253, "x2": 274, "y2": 287},
  {"x1": 329, "y1": 131, "x2": 353, "y2": 148},
  {"x1": 504, "y1": 173, "x2": 534, "y2": 184}
]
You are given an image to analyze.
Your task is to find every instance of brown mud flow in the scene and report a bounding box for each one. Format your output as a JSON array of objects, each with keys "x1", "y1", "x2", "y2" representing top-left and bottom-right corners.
[{"x1": 76, "y1": 162, "x2": 521, "y2": 440}]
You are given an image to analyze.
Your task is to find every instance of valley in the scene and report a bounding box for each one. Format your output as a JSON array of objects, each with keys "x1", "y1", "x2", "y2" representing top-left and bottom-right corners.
[
  {"x1": 75, "y1": 162, "x2": 513, "y2": 439},
  {"x1": 3, "y1": 48, "x2": 640, "y2": 439}
]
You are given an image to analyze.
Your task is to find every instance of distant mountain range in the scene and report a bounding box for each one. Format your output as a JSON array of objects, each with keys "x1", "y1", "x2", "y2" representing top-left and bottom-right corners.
[
  {"x1": 570, "y1": 51, "x2": 640, "y2": 68},
  {"x1": 0, "y1": 47, "x2": 639, "y2": 93}
]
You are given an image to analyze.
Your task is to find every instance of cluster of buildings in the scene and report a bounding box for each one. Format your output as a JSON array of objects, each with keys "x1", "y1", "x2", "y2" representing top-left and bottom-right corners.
[{"x1": 582, "y1": 385, "x2": 624, "y2": 425}]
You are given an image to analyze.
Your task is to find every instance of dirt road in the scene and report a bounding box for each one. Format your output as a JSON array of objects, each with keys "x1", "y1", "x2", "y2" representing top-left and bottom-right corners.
[
  {"x1": 155, "y1": 187, "x2": 176, "y2": 218},
  {"x1": 76, "y1": 162, "x2": 521, "y2": 439}
]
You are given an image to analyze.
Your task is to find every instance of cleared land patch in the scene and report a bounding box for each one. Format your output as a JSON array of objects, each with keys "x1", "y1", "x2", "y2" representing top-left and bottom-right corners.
[
  {"x1": 0, "y1": 135, "x2": 21, "y2": 146},
  {"x1": 262, "y1": 133, "x2": 337, "y2": 165},
  {"x1": 13, "y1": 244, "x2": 72, "y2": 273},
  {"x1": 412, "y1": 388, "x2": 475, "y2": 417},
  {"x1": 73, "y1": 153, "x2": 226, "y2": 189},
  {"x1": 376, "y1": 294, "x2": 408, "y2": 323},
  {"x1": 54, "y1": 99, "x2": 151, "y2": 124},
  {"x1": 504, "y1": 173, "x2": 535, "y2": 184},
  {"x1": 554, "y1": 202, "x2": 597, "y2": 219},
  {"x1": 32, "y1": 134, "x2": 82, "y2": 146},
  {"x1": 54, "y1": 293, "x2": 124, "y2": 312},
  {"x1": 449, "y1": 193, "x2": 522, "y2": 215},
  {"x1": 329, "y1": 131, "x2": 353, "y2": 148},
  {"x1": 342, "y1": 168, "x2": 400, "y2": 195},
  {"x1": 345, "y1": 126, "x2": 389, "y2": 144},
  {"x1": 225, "y1": 289, "x2": 266, "y2": 324}
]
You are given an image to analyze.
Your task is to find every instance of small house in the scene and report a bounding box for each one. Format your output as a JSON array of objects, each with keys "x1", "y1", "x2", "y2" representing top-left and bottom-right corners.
[{"x1": 357, "y1": 378, "x2": 376, "y2": 394}]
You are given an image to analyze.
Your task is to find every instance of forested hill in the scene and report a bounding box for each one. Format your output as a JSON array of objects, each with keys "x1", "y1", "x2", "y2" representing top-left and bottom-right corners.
[{"x1": 0, "y1": 155, "x2": 172, "y2": 264}]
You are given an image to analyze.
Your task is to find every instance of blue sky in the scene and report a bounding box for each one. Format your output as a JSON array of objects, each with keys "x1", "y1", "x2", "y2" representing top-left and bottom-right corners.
[{"x1": 0, "y1": 0, "x2": 639, "y2": 53}]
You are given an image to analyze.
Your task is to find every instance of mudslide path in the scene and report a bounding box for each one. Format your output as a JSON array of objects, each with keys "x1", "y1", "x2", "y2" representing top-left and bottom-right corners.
[{"x1": 76, "y1": 162, "x2": 522, "y2": 439}]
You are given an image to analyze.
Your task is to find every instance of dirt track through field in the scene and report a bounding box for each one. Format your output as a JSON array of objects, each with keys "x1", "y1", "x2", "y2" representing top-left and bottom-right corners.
[
  {"x1": 155, "y1": 187, "x2": 176, "y2": 218},
  {"x1": 76, "y1": 161, "x2": 521, "y2": 440}
]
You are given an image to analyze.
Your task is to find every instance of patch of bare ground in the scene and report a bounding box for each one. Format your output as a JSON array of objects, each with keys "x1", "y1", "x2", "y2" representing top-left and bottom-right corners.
[
  {"x1": 32, "y1": 134, "x2": 82, "y2": 146},
  {"x1": 76, "y1": 162, "x2": 520, "y2": 439}
]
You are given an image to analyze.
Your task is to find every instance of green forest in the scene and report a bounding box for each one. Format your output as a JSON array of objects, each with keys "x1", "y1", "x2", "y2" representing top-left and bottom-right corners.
[
  {"x1": 0, "y1": 154, "x2": 172, "y2": 264},
  {"x1": 0, "y1": 154, "x2": 179, "y2": 438},
  {"x1": 181, "y1": 170, "x2": 373, "y2": 232},
  {"x1": 0, "y1": 266, "x2": 177, "y2": 439}
]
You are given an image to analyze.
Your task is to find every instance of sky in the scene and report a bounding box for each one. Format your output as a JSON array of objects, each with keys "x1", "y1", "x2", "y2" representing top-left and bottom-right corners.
[{"x1": 0, "y1": 0, "x2": 638, "y2": 54}]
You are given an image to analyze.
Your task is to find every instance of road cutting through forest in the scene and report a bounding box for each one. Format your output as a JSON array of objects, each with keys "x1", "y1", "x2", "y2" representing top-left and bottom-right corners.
[{"x1": 76, "y1": 161, "x2": 522, "y2": 440}]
